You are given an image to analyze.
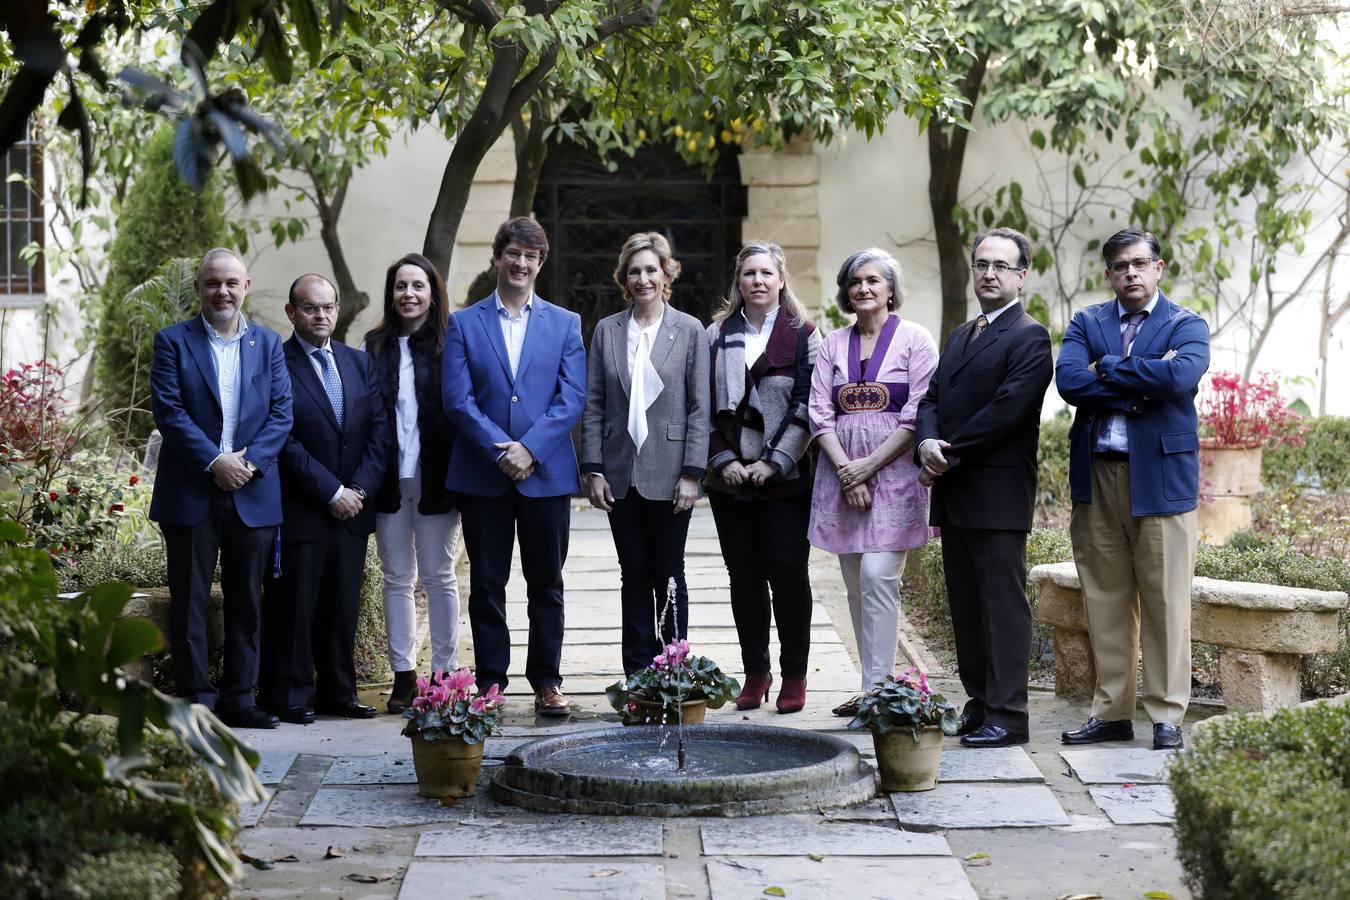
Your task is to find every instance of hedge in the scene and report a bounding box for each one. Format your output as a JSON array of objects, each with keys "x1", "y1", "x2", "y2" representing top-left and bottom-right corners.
[
  {"x1": 1169, "y1": 700, "x2": 1350, "y2": 899},
  {"x1": 1263, "y1": 415, "x2": 1350, "y2": 494}
]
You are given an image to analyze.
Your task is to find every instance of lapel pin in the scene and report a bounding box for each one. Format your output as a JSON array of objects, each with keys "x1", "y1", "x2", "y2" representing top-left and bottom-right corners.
[{"x1": 249, "y1": 340, "x2": 255, "y2": 347}]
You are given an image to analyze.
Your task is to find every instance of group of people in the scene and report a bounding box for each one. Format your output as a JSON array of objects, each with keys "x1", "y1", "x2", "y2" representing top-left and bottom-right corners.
[{"x1": 149, "y1": 216, "x2": 1208, "y2": 751}]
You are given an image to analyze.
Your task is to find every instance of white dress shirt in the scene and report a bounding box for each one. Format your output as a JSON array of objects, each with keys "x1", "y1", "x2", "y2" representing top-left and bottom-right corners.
[
  {"x1": 980, "y1": 296, "x2": 1021, "y2": 325},
  {"x1": 741, "y1": 304, "x2": 779, "y2": 369},
  {"x1": 203, "y1": 314, "x2": 249, "y2": 471},
  {"x1": 295, "y1": 334, "x2": 347, "y2": 504},
  {"x1": 626, "y1": 307, "x2": 665, "y2": 453},
  {"x1": 394, "y1": 336, "x2": 422, "y2": 481},
  {"x1": 1096, "y1": 291, "x2": 1160, "y2": 453},
  {"x1": 495, "y1": 292, "x2": 533, "y2": 379}
]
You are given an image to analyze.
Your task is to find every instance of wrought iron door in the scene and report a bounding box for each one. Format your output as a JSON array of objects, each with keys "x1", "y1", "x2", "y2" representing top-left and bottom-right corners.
[{"x1": 533, "y1": 141, "x2": 746, "y2": 346}]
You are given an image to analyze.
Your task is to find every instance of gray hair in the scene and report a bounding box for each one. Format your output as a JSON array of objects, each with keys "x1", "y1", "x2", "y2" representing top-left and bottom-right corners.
[{"x1": 834, "y1": 247, "x2": 904, "y2": 314}]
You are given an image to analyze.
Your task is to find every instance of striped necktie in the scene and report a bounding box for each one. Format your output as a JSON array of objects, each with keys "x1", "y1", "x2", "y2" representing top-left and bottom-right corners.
[{"x1": 313, "y1": 349, "x2": 345, "y2": 429}]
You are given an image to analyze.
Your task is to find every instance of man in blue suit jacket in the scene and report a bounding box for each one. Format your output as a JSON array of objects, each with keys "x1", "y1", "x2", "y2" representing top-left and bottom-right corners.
[
  {"x1": 442, "y1": 217, "x2": 586, "y2": 716},
  {"x1": 150, "y1": 249, "x2": 293, "y2": 729},
  {"x1": 1055, "y1": 228, "x2": 1210, "y2": 751},
  {"x1": 261, "y1": 274, "x2": 390, "y2": 724}
]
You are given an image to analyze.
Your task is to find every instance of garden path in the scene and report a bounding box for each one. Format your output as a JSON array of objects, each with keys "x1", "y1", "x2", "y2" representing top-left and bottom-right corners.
[{"x1": 235, "y1": 505, "x2": 1199, "y2": 899}]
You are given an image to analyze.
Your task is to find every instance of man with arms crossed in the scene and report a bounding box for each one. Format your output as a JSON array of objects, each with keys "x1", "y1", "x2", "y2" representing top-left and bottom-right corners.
[
  {"x1": 915, "y1": 227, "x2": 1053, "y2": 748},
  {"x1": 442, "y1": 217, "x2": 586, "y2": 717},
  {"x1": 1056, "y1": 228, "x2": 1209, "y2": 750},
  {"x1": 149, "y1": 248, "x2": 292, "y2": 729}
]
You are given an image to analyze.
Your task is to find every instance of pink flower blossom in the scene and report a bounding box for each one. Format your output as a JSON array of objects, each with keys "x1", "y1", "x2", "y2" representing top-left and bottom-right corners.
[
  {"x1": 446, "y1": 667, "x2": 477, "y2": 700},
  {"x1": 481, "y1": 683, "x2": 504, "y2": 705},
  {"x1": 653, "y1": 639, "x2": 692, "y2": 670},
  {"x1": 470, "y1": 696, "x2": 486, "y2": 714}
]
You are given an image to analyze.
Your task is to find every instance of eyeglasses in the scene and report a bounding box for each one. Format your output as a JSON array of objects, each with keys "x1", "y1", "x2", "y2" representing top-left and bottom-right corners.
[
  {"x1": 1107, "y1": 257, "x2": 1158, "y2": 274},
  {"x1": 502, "y1": 249, "x2": 542, "y2": 264},
  {"x1": 296, "y1": 304, "x2": 338, "y2": 317},
  {"x1": 973, "y1": 261, "x2": 1024, "y2": 275}
]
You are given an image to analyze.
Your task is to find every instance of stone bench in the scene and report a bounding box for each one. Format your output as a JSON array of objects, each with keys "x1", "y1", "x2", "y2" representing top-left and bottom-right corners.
[
  {"x1": 1030, "y1": 561, "x2": 1348, "y2": 714},
  {"x1": 120, "y1": 586, "x2": 225, "y2": 684}
]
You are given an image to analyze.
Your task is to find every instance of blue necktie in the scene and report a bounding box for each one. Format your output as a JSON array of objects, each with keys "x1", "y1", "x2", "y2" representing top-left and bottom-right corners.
[{"x1": 313, "y1": 349, "x2": 345, "y2": 429}]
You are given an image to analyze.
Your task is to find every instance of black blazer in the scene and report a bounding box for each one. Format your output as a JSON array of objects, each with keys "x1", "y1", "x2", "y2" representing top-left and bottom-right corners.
[
  {"x1": 278, "y1": 336, "x2": 390, "y2": 538},
  {"x1": 914, "y1": 304, "x2": 1053, "y2": 531}
]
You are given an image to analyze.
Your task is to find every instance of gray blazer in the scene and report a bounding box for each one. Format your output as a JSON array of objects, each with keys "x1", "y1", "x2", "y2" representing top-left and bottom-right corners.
[{"x1": 580, "y1": 305, "x2": 711, "y2": 500}]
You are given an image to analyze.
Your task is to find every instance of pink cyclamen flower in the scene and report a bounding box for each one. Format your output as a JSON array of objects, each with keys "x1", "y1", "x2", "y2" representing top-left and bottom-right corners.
[
  {"x1": 481, "y1": 683, "x2": 504, "y2": 705},
  {"x1": 470, "y1": 696, "x2": 487, "y2": 714},
  {"x1": 446, "y1": 667, "x2": 477, "y2": 699}
]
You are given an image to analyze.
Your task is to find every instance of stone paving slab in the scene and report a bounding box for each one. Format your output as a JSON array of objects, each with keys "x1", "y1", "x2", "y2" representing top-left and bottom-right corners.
[
  {"x1": 939, "y1": 747, "x2": 1045, "y2": 783},
  {"x1": 511, "y1": 625, "x2": 842, "y2": 646},
  {"x1": 416, "y1": 820, "x2": 663, "y2": 856},
  {"x1": 1089, "y1": 785, "x2": 1176, "y2": 824},
  {"x1": 524, "y1": 642, "x2": 855, "y2": 677},
  {"x1": 399, "y1": 861, "x2": 665, "y2": 900},
  {"x1": 560, "y1": 671, "x2": 865, "y2": 694},
  {"x1": 238, "y1": 790, "x2": 273, "y2": 827},
  {"x1": 1060, "y1": 748, "x2": 1176, "y2": 784},
  {"x1": 706, "y1": 857, "x2": 977, "y2": 900},
  {"x1": 700, "y1": 820, "x2": 951, "y2": 856},
  {"x1": 506, "y1": 603, "x2": 835, "y2": 630},
  {"x1": 891, "y1": 784, "x2": 1070, "y2": 829},
  {"x1": 300, "y1": 787, "x2": 474, "y2": 827},
  {"x1": 324, "y1": 755, "x2": 418, "y2": 785},
  {"x1": 243, "y1": 717, "x2": 411, "y2": 756},
  {"x1": 255, "y1": 751, "x2": 298, "y2": 785}
]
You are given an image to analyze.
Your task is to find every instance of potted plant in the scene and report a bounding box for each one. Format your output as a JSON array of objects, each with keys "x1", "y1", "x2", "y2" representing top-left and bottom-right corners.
[
  {"x1": 1197, "y1": 371, "x2": 1304, "y2": 543},
  {"x1": 606, "y1": 639, "x2": 741, "y2": 725},
  {"x1": 401, "y1": 668, "x2": 504, "y2": 798},
  {"x1": 846, "y1": 667, "x2": 959, "y2": 792}
]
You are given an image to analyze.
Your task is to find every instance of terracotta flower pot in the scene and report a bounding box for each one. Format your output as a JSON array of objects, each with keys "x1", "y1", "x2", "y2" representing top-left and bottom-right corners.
[
  {"x1": 628, "y1": 696, "x2": 708, "y2": 726},
  {"x1": 410, "y1": 734, "x2": 485, "y2": 798},
  {"x1": 1199, "y1": 443, "x2": 1264, "y2": 545},
  {"x1": 872, "y1": 725, "x2": 944, "y2": 792}
]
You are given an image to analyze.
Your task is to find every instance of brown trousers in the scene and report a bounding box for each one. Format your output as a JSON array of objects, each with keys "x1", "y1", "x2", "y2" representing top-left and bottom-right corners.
[{"x1": 1069, "y1": 459, "x2": 1197, "y2": 726}]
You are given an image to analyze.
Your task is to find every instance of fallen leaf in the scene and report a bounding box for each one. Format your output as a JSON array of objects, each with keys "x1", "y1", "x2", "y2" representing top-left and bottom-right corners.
[
  {"x1": 1143, "y1": 893, "x2": 1175, "y2": 899},
  {"x1": 439, "y1": 797, "x2": 459, "y2": 807},
  {"x1": 966, "y1": 858, "x2": 992, "y2": 867},
  {"x1": 964, "y1": 851, "x2": 991, "y2": 860},
  {"x1": 764, "y1": 888, "x2": 786, "y2": 897},
  {"x1": 272, "y1": 854, "x2": 299, "y2": 863},
  {"x1": 807, "y1": 853, "x2": 824, "y2": 862},
  {"x1": 589, "y1": 869, "x2": 619, "y2": 878},
  {"x1": 1056, "y1": 894, "x2": 1103, "y2": 900},
  {"x1": 324, "y1": 847, "x2": 345, "y2": 859},
  {"x1": 248, "y1": 858, "x2": 274, "y2": 871},
  {"x1": 343, "y1": 873, "x2": 393, "y2": 884},
  {"x1": 1122, "y1": 783, "x2": 1136, "y2": 789}
]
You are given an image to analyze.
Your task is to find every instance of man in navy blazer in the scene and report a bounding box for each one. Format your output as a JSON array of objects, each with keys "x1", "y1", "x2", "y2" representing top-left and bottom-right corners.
[
  {"x1": 442, "y1": 217, "x2": 586, "y2": 717},
  {"x1": 149, "y1": 248, "x2": 293, "y2": 729},
  {"x1": 1055, "y1": 228, "x2": 1210, "y2": 751},
  {"x1": 261, "y1": 274, "x2": 390, "y2": 724}
]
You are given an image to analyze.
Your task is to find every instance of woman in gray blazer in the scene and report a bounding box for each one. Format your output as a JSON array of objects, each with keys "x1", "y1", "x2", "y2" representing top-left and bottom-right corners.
[{"x1": 580, "y1": 232, "x2": 712, "y2": 676}]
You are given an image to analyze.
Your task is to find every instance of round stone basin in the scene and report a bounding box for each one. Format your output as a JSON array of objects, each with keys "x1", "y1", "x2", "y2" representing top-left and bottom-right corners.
[{"x1": 490, "y1": 724, "x2": 876, "y2": 816}]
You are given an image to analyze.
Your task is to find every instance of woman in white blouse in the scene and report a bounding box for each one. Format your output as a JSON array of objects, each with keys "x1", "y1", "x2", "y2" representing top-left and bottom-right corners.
[{"x1": 361, "y1": 253, "x2": 461, "y2": 712}]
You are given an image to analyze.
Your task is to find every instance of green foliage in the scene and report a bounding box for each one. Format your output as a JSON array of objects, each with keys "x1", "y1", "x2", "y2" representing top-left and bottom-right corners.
[
  {"x1": 1169, "y1": 700, "x2": 1350, "y2": 899},
  {"x1": 1, "y1": 452, "x2": 138, "y2": 568},
  {"x1": 606, "y1": 643, "x2": 741, "y2": 724},
  {"x1": 354, "y1": 542, "x2": 389, "y2": 683},
  {"x1": 95, "y1": 126, "x2": 225, "y2": 441},
  {"x1": 845, "y1": 668, "x2": 959, "y2": 740},
  {"x1": 1036, "y1": 413, "x2": 1073, "y2": 522},
  {"x1": 1263, "y1": 416, "x2": 1350, "y2": 494}
]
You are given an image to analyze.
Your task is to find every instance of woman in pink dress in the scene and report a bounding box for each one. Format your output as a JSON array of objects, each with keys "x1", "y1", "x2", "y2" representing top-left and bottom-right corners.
[{"x1": 808, "y1": 247, "x2": 939, "y2": 717}]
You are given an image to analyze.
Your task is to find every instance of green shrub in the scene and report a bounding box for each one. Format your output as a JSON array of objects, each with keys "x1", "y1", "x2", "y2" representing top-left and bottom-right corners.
[
  {"x1": 58, "y1": 538, "x2": 169, "y2": 593},
  {"x1": 1035, "y1": 412, "x2": 1073, "y2": 522},
  {"x1": 94, "y1": 126, "x2": 225, "y2": 441},
  {"x1": 59, "y1": 843, "x2": 181, "y2": 900},
  {"x1": 355, "y1": 542, "x2": 389, "y2": 684},
  {"x1": 1169, "y1": 700, "x2": 1350, "y2": 899},
  {"x1": 1263, "y1": 415, "x2": 1350, "y2": 493}
]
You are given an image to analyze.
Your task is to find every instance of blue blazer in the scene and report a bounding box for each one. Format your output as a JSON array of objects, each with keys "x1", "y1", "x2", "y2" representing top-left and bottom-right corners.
[
  {"x1": 442, "y1": 294, "x2": 586, "y2": 498},
  {"x1": 278, "y1": 337, "x2": 390, "y2": 539},
  {"x1": 1055, "y1": 292, "x2": 1210, "y2": 516},
  {"x1": 149, "y1": 317, "x2": 293, "y2": 527}
]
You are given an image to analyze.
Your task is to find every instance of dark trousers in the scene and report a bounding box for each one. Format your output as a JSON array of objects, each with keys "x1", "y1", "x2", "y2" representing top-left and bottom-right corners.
[
  {"x1": 261, "y1": 527, "x2": 368, "y2": 710},
  {"x1": 459, "y1": 490, "x2": 570, "y2": 693},
  {"x1": 160, "y1": 491, "x2": 273, "y2": 713},
  {"x1": 940, "y1": 526, "x2": 1032, "y2": 733},
  {"x1": 708, "y1": 489, "x2": 812, "y2": 677},
  {"x1": 608, "y1": 492, "x2": 693, "y2": 675}
]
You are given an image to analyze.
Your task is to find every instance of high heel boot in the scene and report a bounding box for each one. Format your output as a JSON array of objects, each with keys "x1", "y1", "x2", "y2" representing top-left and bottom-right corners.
[
  {"x1": 735, "y1": 673, "x2": 773, "y2": 710},
  {"x1": 776, "y1": 676, "x2": 807, "y2": 714},
  {"x1": 387, "y1": 670, "x2": 417, "y2": 714}
]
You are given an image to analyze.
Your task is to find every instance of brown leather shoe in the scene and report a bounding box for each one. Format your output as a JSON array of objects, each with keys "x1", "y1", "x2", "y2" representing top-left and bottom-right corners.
[
  {"x1": 534, "y1": 685, "x2": 571, "y2": 718},
  {"x1": 831, "y1": 695, "x2": 862, "y2": 718}
]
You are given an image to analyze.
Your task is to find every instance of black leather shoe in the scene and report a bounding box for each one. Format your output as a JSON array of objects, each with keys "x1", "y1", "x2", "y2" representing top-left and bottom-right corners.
[
  {"x1": 1061, "y1": 717, "x2": 1134, "y2": 745},
  {"x1": 1152, "y1": 723, "x2": 1183, "y2": 750},
  {"x1": 219, "y1": 707, "x2": 280, "y2": 729},
  {"x1": 316, "y1": 701, "x2": 379, "y2": 719},
  {"x1": 956, "y1": 713, "x2": 983, "y2": 736},
  {"x1": 960, "y1": 724, "x2": 1029, "y2": 748},
  {"x1": 387, "y1": 670, "x2": 417, "y2": 714},
  {"x1": 275, "y1": 705, "x2": 315, "y2": 725}
]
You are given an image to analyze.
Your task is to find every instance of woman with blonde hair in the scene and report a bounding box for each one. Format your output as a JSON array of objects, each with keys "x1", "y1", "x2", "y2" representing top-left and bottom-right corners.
[
  {"x1": 705, "y1": 241, "x2": 820, "y2": 713},
  {"x1": 580, "y1": 232, "x2": 711, "y2": 675}
]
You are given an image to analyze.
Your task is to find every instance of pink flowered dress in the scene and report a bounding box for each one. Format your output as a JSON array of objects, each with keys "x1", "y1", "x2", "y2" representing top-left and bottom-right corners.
[{"x1": 807, "y1": 314, "x2": 938, "y2": 554}]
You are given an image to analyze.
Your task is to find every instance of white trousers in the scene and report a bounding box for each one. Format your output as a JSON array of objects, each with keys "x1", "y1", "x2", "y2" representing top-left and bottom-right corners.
[
  {"x1": 375, "y1": 477, "x2": 462, "y2": 673},
  {"x1": 838, "y1": 550, "x2": 907, "y2": 692}
]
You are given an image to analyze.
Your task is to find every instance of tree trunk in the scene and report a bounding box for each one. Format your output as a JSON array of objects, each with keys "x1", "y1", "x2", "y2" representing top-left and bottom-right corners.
[
  {"x1": 319, "y1": 179, "x2": 371, "y2": 342},
  {"x1": 925, "y1": 52, "x2": 989, "y2": 344},
  {"x1": 510, "y1": 98, "x2": 552, "y2": 218}
]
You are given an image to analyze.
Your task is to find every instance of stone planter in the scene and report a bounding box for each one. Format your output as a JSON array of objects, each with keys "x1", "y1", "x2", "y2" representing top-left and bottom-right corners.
[
  {"x1": 628, "y1": 696, "x2": 708, "y2": 726},
  {"x1": 410, "y1": 734, "x2": 485, "y2": 798},
  {"x1": 1199, "y1": 443, "x2": 1263, "y2": 545},
  {"x1": 872, "y1": 725, "x2": 944, "y2": 792}
]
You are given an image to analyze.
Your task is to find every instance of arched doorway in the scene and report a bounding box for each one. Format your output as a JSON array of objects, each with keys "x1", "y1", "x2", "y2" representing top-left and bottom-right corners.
[{"x1": 532, "y1": 142, "x2": 746, "y2": 344}]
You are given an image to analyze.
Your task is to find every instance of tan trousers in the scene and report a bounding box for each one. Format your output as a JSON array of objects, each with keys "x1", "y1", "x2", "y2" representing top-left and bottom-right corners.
[{"x1": 1069, "y1": 459, "x2": 1197, "y2": 725}]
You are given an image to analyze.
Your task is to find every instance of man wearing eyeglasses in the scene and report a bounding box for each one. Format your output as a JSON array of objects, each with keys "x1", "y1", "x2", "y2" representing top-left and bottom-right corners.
[
  {"x1": 915, "y1": 227, "x2": 1054, "y2": 748},
  {"x1": 262, "y1": 274, "x2": 389, "y2": 724},
  {"x1": 442, "y1": 217, "x2": 586, "y2": 718},
  {"x1": 1056, "y1": 228, "x2": 1210, "y2": 750}
]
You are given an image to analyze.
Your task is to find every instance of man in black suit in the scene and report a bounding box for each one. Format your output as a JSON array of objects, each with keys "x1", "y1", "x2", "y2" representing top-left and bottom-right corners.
[
  {"x1": 263, "y1": 274, "x2": 390, "y2": 723},
  {"x1": 915, "y1": 227, "x2": 1053, "y2": 748}
]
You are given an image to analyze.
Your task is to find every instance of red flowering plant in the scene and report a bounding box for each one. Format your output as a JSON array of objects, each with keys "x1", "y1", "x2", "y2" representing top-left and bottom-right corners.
[
  {"x1": 401, "y1": 668, "x2": 505, "y2": 744},
  {"x1": 605, "y1": 639, "x2": 741, "y2": 724},
  {"x1": 1197, "y1": 371, "x2": 1305, "y2": 449},
  {"x1": 0, "y1": 360, "x2": 78, "y2": 459}
]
